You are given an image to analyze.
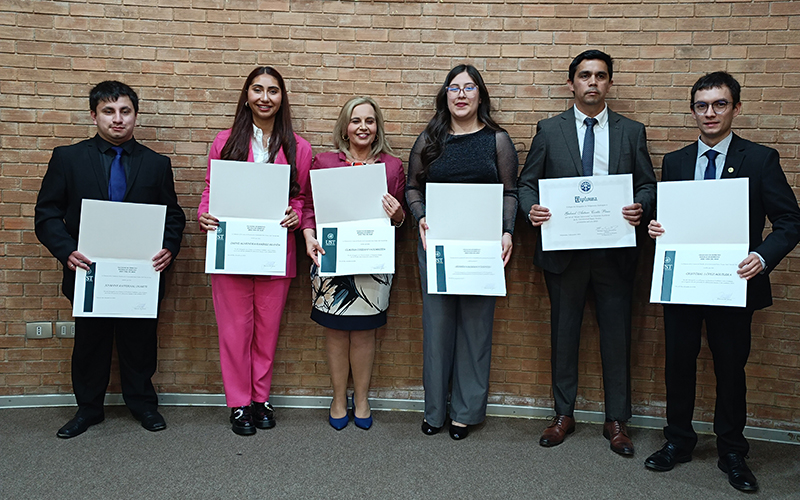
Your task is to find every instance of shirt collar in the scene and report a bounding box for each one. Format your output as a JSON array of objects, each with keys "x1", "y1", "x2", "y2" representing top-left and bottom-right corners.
[
  {"x1": 574, "y1": 105, "x2": 608, "y2": 129},
  {"x1": 95, "y1": 135, "x2": 135, "y2": 155},
  {"x1": 697, "y1": 132, "x2": 733, "y2": 159}
]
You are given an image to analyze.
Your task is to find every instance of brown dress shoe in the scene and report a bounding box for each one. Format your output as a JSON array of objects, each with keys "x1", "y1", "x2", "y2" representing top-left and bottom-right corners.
[
  {"x1": 603, "y1": 420, "x2": 634, "y2": 456},
  {"x1": 539, "y1": 415, "x2": 575, "y2": 447}
]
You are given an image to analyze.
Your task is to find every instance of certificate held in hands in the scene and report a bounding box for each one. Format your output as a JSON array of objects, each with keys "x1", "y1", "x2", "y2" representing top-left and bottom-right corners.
[
  {"x1": 310, "y1": 164, "x2": 395, "y2": 276},
  {"x1": 72, "y1": 199, "x2": 166, "y2": 318},
  {"x1": 425, "y1": 183, "x2": 506, "y2": 296},
  {"x1": 204, "y1": 160, "x2": 290, "y2": 276},
  {"x1": 650, "y1": 178, "x2": 749, "y2": 307},
  {"x1": 539, "y1": 174, "x2": 635, "y2": 251}
]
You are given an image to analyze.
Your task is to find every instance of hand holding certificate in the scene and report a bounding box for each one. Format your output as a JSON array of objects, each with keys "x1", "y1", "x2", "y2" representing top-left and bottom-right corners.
[
  {"x1": 425, "y1": 183, "x2": 506, "y2": 296},
  {"x1": 72, "y1": 199, "x2": 166, "y2": 318},
  {"x1": 538, "y1": 174, "x2": 635, "y2": 251},
  {"x1": 204, "y1": 159, "x2": 290, "y2": 276},
  {"x1": 649, "y1": 178, "x2": 749, "y2": 307},
  {"x1": 310, "y1": 163, "x2": 394, "y2": 276}
]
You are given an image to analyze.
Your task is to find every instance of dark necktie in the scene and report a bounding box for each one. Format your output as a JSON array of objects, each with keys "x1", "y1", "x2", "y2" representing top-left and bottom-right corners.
[
  {"x1": 581, "y1": 117, "x2": 597, "y2": 176},
  {"x1": 704, "y1": 149, "x2": 719, "y2": 180},
  {"x1": 109, "y1": 146, "x2": 126, "y2": 201}
]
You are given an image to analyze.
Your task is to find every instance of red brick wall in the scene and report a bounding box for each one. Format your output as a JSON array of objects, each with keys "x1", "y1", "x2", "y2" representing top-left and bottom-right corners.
[{"x1": 2, "y1": 1, "x2": 799, "y2": 429}]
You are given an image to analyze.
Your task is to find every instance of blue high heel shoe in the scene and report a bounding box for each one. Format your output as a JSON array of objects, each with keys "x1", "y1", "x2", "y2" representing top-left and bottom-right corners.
[
  {"x1": 328, "y1": 399, "x2": 349, "y2": 430},
  {"x1": 351, "y1": 396, "x2": 373, "y2": 430}
]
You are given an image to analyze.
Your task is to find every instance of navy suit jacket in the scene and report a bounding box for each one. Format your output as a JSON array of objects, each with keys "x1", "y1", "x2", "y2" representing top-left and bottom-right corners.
[
  {"x1": 35, "y1": 135, "x2": 186, "y2": 302},
  {"x1": 661, "y1": 134, "x2": 800, "y2": 310},
  {"x1": 518, "y1": 107, "x2": 657, "y2": 275}
]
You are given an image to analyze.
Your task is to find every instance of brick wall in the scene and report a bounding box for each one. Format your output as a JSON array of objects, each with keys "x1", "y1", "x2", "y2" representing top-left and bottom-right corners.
[{"x1": 2, "y1": 0, "x2": 799, "y2": 430}]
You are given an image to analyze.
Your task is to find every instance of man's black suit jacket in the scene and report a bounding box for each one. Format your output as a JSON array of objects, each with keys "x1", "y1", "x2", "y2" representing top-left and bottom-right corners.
[
  {"x1": 661, "y1": 134, "x2": 800, "y2": 310},
  {"x1": 518, "y1": 107, "x2": 657, "y2": 276},
  {"x1": 35, "y1": 135, "x2": 186, "y2": 302}
]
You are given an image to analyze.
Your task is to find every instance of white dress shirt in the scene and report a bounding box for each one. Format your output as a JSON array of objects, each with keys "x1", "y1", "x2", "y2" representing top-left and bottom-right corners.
[
  {"x1": 574, "y1": 105, "x2": 610, "y2": 176},
  {"x1": 251, "y1": 124, "x2": 271, "y2": 163}
]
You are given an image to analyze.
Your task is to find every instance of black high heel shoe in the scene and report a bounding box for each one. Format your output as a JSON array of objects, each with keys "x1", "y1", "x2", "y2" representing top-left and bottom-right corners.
[
  {"x1": 421, "y1": 420, "x2": 442, "y2": 436},
  {"x1": 449, "y1": 422, "x2": 469, "y2": 440}
]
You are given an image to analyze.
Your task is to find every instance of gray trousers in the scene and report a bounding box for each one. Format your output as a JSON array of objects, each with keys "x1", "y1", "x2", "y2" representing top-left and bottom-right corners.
[
  {"x1": 543, "y1": 249, "x2": 633, "y2": 422},
  {"x1": 418, "y1": 240, "x2": 497, "y2": 427}
]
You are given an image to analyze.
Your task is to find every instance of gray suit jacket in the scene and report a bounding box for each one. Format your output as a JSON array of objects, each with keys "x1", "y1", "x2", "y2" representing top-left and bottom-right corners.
[{"x1": 518, "y1": 107, "x2": 656, "y2": 275}]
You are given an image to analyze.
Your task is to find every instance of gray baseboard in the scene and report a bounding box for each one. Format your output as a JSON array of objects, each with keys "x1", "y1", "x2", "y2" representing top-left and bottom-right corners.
[{"x1": 2, "y1": 393, "x2": 798, "y2": 445}]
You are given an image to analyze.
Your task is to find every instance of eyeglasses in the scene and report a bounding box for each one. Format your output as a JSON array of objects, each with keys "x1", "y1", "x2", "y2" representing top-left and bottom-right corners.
[
  {"x1": 691, "y1": 100, "x2": 732, "y2": 114},
  {"x1": 446, "y1": 85, "x2": 478, "y2": 95}
]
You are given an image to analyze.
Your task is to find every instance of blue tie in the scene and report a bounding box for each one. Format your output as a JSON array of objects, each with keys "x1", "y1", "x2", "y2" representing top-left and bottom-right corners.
[
  {"x1": 704, "y1": 149, "x2": 719, "y2": 180},
  {"x1": 109, "y1": 146, "x2": 126, "y2": 201},
  {"x1": 581, "y1": 117, "x2": 597, "y2": 176}
]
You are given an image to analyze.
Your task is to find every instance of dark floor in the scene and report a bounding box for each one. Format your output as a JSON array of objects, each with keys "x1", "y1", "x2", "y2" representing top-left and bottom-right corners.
[{"x1": 1, "y1": 406, "x2": 799, "y2": 499}]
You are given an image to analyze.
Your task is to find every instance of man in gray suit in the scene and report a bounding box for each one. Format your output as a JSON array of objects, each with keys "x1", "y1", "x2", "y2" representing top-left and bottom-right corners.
[{"x1": 518, "y1": 50, "x2": 656, "y2": 455}]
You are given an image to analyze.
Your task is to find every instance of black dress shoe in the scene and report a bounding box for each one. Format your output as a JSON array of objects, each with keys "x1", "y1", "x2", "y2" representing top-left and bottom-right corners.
[
  {"x1": 56, "y1": 414, "x2": 104, "y2": 439},
  {"x1": 449, "y1": 423, "x2": 469, "y2": 440},
  {"x1": 718, "y1": 452, "x2": 759, "y2": 492},
  {"x1": 230, "y1": 406, "x2": 256, "y2": 436},
  {"x1": 140, "y1": 411, "x2": 166, "y2": 432},
  {"x1": 644, "y1": 442, "x2": 692, "y2": 471},
  {"x1": 251, "y1": 401, "x2": 276, "y2": 429},
  {"x1": 421, "y1": 420, "x2": 441, "y2": 436}
]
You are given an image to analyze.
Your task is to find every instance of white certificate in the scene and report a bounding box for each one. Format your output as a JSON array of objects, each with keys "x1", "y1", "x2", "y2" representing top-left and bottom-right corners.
[
  {"x1": 73, "y1": 199, "x2": 166, "y2": 318},
  {"x1": 425, "y1": 183, "x2": 506, "y2": 296},
  {"x1": 311, "y1": 164, "x2": 394, "y2": 276},
  {"x1": 650, "y1": 178, "x2": 749, "y2": 307},
  {"x1": 539, "y1": 174, "x2": 635, "y2": 251},
  {"x1": 204, "y1": 160, "x2": 289, "y2": 275}
]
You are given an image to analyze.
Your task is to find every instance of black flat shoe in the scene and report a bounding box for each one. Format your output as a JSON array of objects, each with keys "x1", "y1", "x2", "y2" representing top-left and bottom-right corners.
[
  {"x1": 56, "y1": 414, "x2": 104, "y2": 439},
  {"x1": 140, "y1": 410, "x2": 166, "y2": 432},
  {"x1": 449, "y1": 423, "x2": 469, "y2": 440},
  {"x1": 421, "y1": 420, "x2": 441, "y2": 436},
  {"x1": 230, "y1": 406, "x2": 257, "y2": 436},
  {"x1": 644, "y1": 442, "x2": 692, "y2": 471},
  {"x1": 251, "y1": 401, "x2": 276, "y2": 429},
  {"x1": 718, "y1": 453, "x2": 759, "y2": 492}
]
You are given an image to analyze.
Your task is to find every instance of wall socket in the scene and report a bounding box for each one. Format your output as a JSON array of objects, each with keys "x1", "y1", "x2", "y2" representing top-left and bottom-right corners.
[
  {"x1": 55, "y1": 321, "x2": 76, "y2": 338},
  {"x1": 26, "y1": 322, "x2": 53, "y2": 339}
]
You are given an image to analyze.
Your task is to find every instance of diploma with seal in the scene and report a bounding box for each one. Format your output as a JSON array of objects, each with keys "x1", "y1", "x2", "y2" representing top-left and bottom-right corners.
[{"x1": 539, "y1": 174, "x2": 635, "y2": 251}]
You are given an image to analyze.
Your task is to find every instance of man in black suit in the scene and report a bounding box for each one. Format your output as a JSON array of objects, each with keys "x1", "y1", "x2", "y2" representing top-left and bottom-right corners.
[
  {"x1": 518, "y1": 50, "x2": 656, "y2": 455},
  {"x1": 35, "y1": 81, "x2": 185, "y2": 438},
  {"x1": 644, "y1": 72, "x2": 800, "y2": 492}
]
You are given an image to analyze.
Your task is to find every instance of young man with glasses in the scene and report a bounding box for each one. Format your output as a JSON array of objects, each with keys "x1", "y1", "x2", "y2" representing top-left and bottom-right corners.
[
  {"x1": 645, "y1": 71, "x2": 800, "y2": 493},
  {"x1": 518, "y1": 49, "x2": 656, "y2": 456}
]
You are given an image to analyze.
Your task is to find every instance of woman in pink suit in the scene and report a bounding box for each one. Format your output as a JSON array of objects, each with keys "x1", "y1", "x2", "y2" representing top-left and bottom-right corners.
[
  {"x1": 301, "y1": 97, "x2": 405, "y2": 430},
  {"x1": 198, "y1": 66, "x2": 312, "y2": 436}
]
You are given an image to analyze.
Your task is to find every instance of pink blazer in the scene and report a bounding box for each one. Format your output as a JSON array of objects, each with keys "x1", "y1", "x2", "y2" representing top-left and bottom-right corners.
[
  {"x1": 300, "y1": 151, "x2": 405, "y2": 232},
  {"x1": 198, "y1": 129, "x2": 313, "y2": 279}
]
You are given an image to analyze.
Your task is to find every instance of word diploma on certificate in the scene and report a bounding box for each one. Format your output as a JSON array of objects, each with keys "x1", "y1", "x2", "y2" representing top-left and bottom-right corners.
[
  {"x1": 204, "y1": 160, "x2": 290, "y2": 276},
  {"x1": 72, "y1": 199, "x2": 166, "y2": 319},
  {"x1": 310, "y1": 163, "x2": 394, "y2": 276},
  {"x1": 650, "y1": 178, "x2": 749, "y2": 307},
  {"x1": 425, "y1": 183, "x2": 506, "y2": 296},
  {"x1": 539, "y1": 174, "x2": 635, "y2": 251}
]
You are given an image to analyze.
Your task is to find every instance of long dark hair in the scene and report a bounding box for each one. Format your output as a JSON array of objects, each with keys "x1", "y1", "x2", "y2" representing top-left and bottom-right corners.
[
  {"x1": 417, "y1": 64, "x2": 501, "y2": 185},
  {"x1": 221, "y1": 66, "x2": 300, "y2": 197}
]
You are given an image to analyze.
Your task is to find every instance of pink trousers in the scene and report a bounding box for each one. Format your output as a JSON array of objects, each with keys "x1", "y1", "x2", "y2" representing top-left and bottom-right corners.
[{"x1": 211, "y1": 274, "x2": 291, "y2": 408}]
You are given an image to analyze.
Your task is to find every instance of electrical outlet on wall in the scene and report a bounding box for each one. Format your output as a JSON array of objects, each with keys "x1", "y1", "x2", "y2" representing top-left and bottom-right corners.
[
  {"x1": 55, "y1": 322, "x2": 75, "y2": 338},
  {"x1": 26, "y1": 322, "x2": 53, "y2": 339}
]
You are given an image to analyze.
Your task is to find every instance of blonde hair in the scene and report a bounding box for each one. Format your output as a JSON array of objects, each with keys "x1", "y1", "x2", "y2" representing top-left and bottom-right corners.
[{"x1": 332, "y1": 96, "x2": 394, "y2": 158}]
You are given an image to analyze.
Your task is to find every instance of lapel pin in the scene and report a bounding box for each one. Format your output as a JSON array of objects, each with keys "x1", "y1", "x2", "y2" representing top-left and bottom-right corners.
[{"x1": 727, "y1": 167, "x2": 734, "y2": 173}]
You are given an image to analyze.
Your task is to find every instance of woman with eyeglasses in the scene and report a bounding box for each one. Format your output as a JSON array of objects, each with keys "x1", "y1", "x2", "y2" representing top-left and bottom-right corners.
[
  {"x1": 406, "y1": 64, "x2": 518, "y2": 440},
  {"x1": 301, "y1": 96, "x2": 405, "y2": 430},
  {"x1": 198, "y1": 66, "x2": 312, "y2": 436}
]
